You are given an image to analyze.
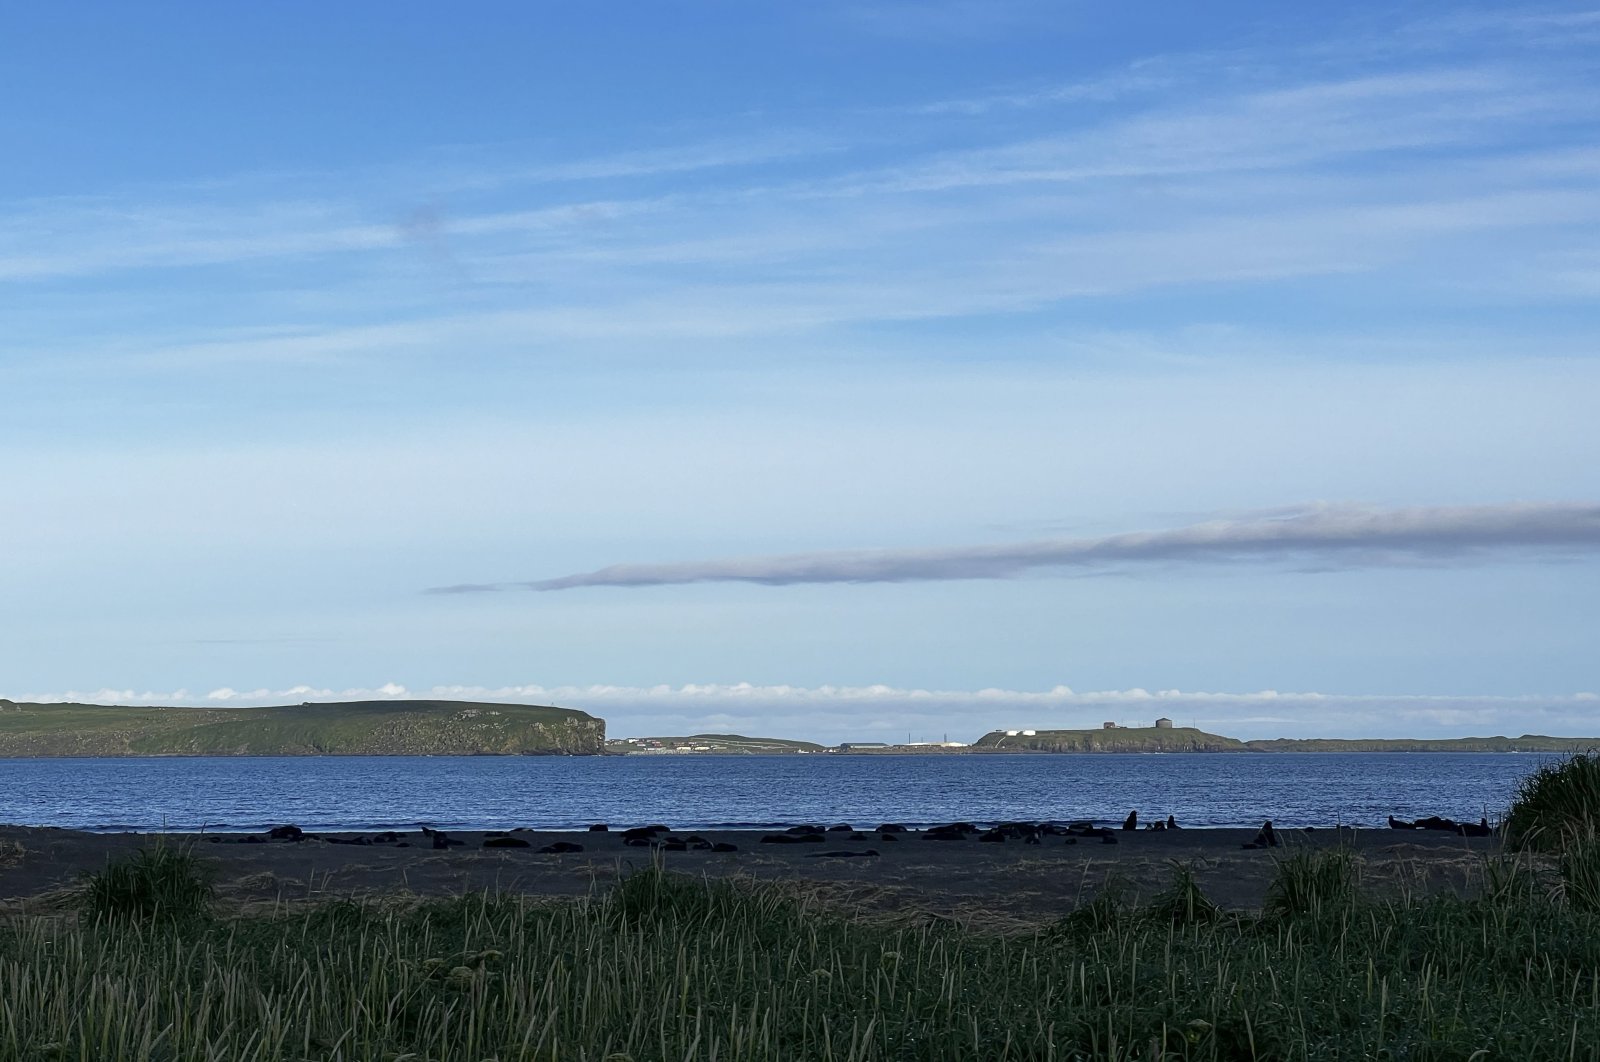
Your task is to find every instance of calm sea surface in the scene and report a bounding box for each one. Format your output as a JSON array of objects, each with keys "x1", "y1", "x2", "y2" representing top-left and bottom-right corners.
[{"x1": 0, "y1": 753, "x2": 1554, "y2": 833}]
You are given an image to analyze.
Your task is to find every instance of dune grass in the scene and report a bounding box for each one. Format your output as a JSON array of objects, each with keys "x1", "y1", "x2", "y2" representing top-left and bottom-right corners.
[
  {"x1": 1262, "y1": 847, "x2": 1360, "y2": 921},
  {"x1": 75, "y1": 841, "x2": 216, "y2": 925},
  {"x1": 1, "y1": 852, "x2": 1597, "y2": 1060},
  {"x1": 1504, "y1": 751, "x2": 1600, "y2": 852}
]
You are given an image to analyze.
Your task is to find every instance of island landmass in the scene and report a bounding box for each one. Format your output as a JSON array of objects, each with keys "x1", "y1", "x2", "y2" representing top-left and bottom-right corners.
[
  {"x1": 0, "y1": 699, "x2": 604, "y2": 756},
  {"x1": 974, "y1": 725, "x2": 1249, "y2": 753}
]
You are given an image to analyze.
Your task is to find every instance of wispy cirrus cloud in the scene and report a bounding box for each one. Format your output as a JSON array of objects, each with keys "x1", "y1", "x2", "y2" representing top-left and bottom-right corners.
[
  {"x1": 432, "y1": 503, "x2": 1600, "y2": 594},
  {"x1": 3, "y1": 55, "x2": 1583, "y2": 290},
  {"x1": 12, "y1": 64, "x2": 1593, "y2": 388},
  {"x1": 5, "y1": 37, "x2": 1595, "y2": 392},
  {"x1": 0, "y1": 129, "x2": 832, "y2": 284},
  {"x1": 838, "y1": 67, "x2": 1588, "y2": 195},
  {"x1": 905, "y1": 67, "x2": 1176, "y2": 116}
]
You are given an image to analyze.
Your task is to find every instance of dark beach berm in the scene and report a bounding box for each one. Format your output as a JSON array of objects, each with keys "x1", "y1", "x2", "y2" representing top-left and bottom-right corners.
[{"x1": 0, "y1": 820, "x2": 1507, "y2": 923}]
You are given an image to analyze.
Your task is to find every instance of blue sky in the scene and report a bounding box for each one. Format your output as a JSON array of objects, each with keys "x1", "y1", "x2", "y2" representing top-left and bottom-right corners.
[{"x1": 3, "y1": 2, "x2": 1598, "y2": 741}]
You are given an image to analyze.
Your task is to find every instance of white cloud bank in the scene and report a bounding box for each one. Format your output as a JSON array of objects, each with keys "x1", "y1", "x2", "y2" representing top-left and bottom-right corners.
[
  {"x1": 8, "y1": 682, "x2": 1598, "y2": 744},
  {"x1": 431, "y1": 502, "x2": 1600, "y2": 594}
]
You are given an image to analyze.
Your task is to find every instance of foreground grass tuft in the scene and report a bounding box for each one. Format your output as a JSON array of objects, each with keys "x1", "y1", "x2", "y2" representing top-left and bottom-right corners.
[
  {"x1": 76, "y1": 842, "x2": 216, "y2": 924},
  {"x1": 1147, "y1": 860, "x2": 1223, "y2": 925},
  {"x1": 1504, "y1": 751, "x2": 1600, "y2": 851},
  {"x1": 1263, "y1": 847, "x2": 1360, "y2": 922},
  {"x1": 1561, "y1": 836, "x2": 1600, "y2": 913},
  {"x1": 0, "y1": 860, "x2": 1594, "y2": 1060}
]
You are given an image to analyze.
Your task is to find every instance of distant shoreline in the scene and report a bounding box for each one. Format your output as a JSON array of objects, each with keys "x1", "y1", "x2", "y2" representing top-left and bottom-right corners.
[
  {"x1": 3, "y1": 700, "x2": 1595, "y2": 758},
  {"x1": 610, "y1": 727, "x2": 1600, "y2": 756},
  {"x1": 0, "y1": 746, "x2": 1583, "y2": 760},
  {"x1": 606, "y1": 747, "x2": 1576, "y2": 756}
]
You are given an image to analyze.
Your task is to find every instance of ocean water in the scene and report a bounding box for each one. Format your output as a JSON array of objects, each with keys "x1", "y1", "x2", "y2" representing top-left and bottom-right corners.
[{"x1": 0, "y1": 753, "x2": 1552, "y2": 833}]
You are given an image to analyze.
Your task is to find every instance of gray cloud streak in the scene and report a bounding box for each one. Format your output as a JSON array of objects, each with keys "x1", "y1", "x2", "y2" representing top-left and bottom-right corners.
[{"x1": 428, "y1": 502, "x2": 1600, "y2": 594}]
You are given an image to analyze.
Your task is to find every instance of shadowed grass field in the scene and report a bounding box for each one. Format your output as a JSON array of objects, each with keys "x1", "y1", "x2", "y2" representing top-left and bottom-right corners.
[{"x1": 2, "y1": 846, "x2": 1599, "y2": 1061}]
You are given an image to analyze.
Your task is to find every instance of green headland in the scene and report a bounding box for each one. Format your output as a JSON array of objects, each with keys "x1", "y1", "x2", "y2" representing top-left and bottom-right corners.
[
  {"x1": 0, "y1": 699, "x2": 605, "y2": 756},
  {"x1": 976, "y1": 726, "x2": 1600, "y2": 754},
  {"x1": 975, "y1": 726, "x2": 1252, "y2": 753}
]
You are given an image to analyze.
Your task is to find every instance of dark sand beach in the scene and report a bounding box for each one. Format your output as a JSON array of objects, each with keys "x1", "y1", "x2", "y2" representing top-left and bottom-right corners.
[{"x1": 0, "y1": 823, "x2": 1510, "y2": 925}]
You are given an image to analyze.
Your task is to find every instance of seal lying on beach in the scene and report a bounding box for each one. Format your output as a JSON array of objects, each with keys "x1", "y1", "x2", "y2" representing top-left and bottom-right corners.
[
  {"x1": 620, "y1": 826, "x2": 668, "y2": 842},
  {"x1": 483, "y1": 836, "x2": 531, "y2": 848},
  {"x1": 922, "y1": 823, "x2": 976, "y2": 841},
  {"x1": 1389, "y1": 814, "x2": 1493, "y2": 836}
]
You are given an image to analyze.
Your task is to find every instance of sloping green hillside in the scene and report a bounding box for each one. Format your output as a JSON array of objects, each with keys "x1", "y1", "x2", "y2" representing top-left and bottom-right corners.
[
  {"x1": 0, "y1": 699, "x2": 605, "y2": 756},
  {"x1": 974, "y1": 726, "x2": 1252, "y2": 753}
]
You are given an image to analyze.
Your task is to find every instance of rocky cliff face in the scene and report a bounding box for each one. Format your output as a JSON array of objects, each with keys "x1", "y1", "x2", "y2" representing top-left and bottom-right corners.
[{"x1": 0, "y1": 699, "x2": 607, "y2": 756}]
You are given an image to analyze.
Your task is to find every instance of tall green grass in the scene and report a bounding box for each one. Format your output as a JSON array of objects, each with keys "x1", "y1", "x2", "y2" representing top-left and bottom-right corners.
[
  {"x1": 1561, "y1": 837, "x2": 1600, "y2": 913},
  {"x1": 1263, "y1": 847, "x2": 1360, "y2": 922},
  {"x1": 1505, "y1": 751, "x2": 1600, "y2": 852},
  {"x1": 75, "y1": 842, "x2": 215, "y2": 924},
  {"x1": 0, "y1": 859, "x2": 1595, "y2": 1060}
]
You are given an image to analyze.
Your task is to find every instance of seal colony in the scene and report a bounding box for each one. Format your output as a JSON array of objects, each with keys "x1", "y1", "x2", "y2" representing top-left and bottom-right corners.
[{"x1": 0, "y1": 817, "x2": 1508, "y2": 923}]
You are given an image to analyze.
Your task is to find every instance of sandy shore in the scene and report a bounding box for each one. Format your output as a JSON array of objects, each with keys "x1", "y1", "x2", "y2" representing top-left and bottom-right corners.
[{"x1": 0, "y1": 823, "x2": 1511, "y2": 925}]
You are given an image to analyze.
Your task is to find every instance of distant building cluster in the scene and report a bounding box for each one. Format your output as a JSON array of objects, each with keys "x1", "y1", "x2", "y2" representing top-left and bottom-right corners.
[
  {"x1": 609, "y1": 736, "x2": 969, "y2": 754},
  {"x1": 844, "y1": 740, "x2": 969, "y2": 750},
  {"x1": 615, "y1": 737, "x2": 718, "y2": 753},
  {"x1": 1007, "y1": 717, "x2": 1176, "y2": 733}
]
